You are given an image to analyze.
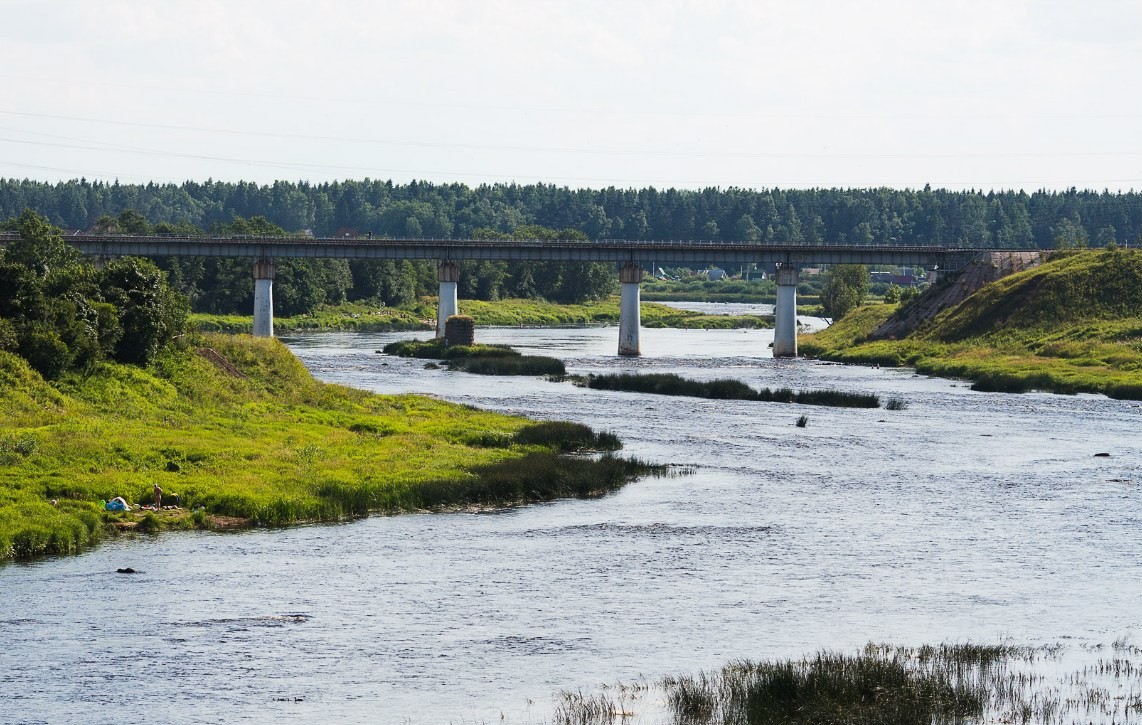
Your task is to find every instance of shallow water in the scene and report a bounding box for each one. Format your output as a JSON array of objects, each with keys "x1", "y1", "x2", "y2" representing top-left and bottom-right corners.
[{"x1": 3, "y1": 319, "x2": 1141, "y2": 724}]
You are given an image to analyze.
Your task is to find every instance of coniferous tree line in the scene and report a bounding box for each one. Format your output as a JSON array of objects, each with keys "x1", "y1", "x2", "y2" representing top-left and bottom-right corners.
[
  {"x1": 3, "y1": 178, "x2": 1139, "y2": 248},
  {"x1": 2, "y1": 178, "x2": 1137, "y2": 316}
]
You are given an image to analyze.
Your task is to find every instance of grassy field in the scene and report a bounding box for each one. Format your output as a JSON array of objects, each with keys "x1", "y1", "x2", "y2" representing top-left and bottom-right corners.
[
  {"x1": 800, "y1": 250, "x2": 1142, "y2": 398},
  {"x1": 191, "y1": 301, "x2": 430, "y2": 333},
  {"x1": 191, "y1": 297, "x2": 772, "y2": 333},
  {"x1": 0, "y1": 334, "x2": 652, "y2": 561}
]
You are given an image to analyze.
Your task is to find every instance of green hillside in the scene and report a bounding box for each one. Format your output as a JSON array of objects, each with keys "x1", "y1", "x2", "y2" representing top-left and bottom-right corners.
[
  {"x1": 800, "y1": 249, "x2": 1142, "y2": 398},
  {"x1": 922, "y1": 250, "x2": 1142, "y2": 342}
]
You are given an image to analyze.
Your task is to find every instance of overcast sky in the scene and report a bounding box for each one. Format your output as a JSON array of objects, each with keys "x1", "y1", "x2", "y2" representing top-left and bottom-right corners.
[{"x1": 2, "y1": 0, "x2": 1140, "y2": 191}]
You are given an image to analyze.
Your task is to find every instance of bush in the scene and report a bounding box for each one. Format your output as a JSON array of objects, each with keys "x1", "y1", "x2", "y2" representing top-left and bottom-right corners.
[
  {"x1": 0, "y1": 318, "x2": 17, "y2": 352},
  {"x1": 17, "y1": 326, "x2": 72, "y2": 379}
]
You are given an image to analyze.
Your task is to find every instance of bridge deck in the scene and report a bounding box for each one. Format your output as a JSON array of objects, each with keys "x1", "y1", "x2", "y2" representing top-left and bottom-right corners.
[{"x1": 0, "y1": 232, "x2": 1023, "y2": 269}]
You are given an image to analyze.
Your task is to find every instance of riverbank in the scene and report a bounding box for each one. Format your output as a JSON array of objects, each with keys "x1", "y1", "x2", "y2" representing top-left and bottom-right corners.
[
  {"x1": 799, "y1": 249, "x2": 1142, "y2": 399},
  {"x1": 190, "y1": 297, "x2": 772, "y2": 333},
  {"x1": 191, "y1": 302, "x2": 430, "y2": 333},
  {"x1": 0, "y1": 334, "x2": 651, "y2": 561}
]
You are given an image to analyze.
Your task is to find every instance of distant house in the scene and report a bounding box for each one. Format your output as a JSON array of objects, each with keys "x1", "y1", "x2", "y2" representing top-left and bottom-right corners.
[
  {"x1": 332, "y1": 227, "x2": 359, "y2": 239},
  {"x1": 706, "y1": 267, "x2": 728, "y2": 281}
]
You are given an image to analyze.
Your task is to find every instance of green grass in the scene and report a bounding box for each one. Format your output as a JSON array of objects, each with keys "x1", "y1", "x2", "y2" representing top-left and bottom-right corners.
[
  {"x1": 457, "y1": 297, "x2": 773, "y2": 329},
  {"x1": 800, "y1": 250, "x2": 1142, "y2": 398},
  {"x1": 581, "y1": 372, "x2": 881, "y2": 408},
  {"x1": 0, "y1": 335, "x2": 652, "y2": 561},
  {"x1": 191, "y1": 301, "x2": 430, "y2": 333},
  {"x1": 192, "y1": 298, "x2": 772, "y2": 333}
]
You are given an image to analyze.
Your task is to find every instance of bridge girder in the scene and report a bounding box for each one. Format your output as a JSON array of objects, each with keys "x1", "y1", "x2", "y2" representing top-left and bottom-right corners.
[{"x1": 0, "y1": 232, "x2": 1007, "y2": 272}]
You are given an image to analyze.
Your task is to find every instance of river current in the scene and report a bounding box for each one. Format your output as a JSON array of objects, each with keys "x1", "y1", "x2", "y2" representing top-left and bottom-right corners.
[{"x1": 3, "y1": 308, "x2": 1141, "y2": 724}]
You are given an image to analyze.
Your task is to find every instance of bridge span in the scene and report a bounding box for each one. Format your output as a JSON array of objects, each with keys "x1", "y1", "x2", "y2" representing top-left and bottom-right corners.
[{"x1": 0, "y1": 232, "x2": 1010, "y2": 356}]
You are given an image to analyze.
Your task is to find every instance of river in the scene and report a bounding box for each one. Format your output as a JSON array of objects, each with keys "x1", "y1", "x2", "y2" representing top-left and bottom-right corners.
[{"x1": 3, "y1": 311, "x2": 1141, "y2": 724}]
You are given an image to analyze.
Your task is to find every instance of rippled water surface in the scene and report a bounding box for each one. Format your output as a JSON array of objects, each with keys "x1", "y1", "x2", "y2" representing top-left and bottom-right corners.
[{"x1": 4, "y1": 317, "x2": 1141, "y2": 724}]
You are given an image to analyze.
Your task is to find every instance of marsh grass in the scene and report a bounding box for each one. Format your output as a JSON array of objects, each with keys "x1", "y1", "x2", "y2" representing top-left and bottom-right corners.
[
  {"x1": 382, "y1": 339, "x2": 517, "y2": 359},
  {"x1": 667, "y1": 652, "x2": 985, "y2": 725},
  {"x1": 447, "y1": 355, "x2": 567, "y2": 376},
  {"x1": 514, "y1": 421, "x2": 622, "y2": 452},
  {"x1": 551, "y1": 641, "x2": 1142, "y2": 725},
  {"x1": 0, "y1": 336, "x2": 647, "y2": 561},
  {"x1": 583, "y1": 373, "x2": 880, "y2": 408}
]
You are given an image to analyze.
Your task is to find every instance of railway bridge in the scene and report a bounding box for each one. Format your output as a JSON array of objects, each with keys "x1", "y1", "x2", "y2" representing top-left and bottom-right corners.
[{"x1": 0, "y1": 232, "x2": 1006, "y2": 357}]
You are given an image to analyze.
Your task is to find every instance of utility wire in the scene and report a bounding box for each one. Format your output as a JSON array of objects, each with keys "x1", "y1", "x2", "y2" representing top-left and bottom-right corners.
[{"x1": 2, "y1": 109, "x2": 1142, "y2": 161}]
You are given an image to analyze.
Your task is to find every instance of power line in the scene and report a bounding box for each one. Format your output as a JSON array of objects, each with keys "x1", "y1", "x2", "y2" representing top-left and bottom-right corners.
[{"x1": 3, "y1": 109, "x2": 1142, "y2": 161}]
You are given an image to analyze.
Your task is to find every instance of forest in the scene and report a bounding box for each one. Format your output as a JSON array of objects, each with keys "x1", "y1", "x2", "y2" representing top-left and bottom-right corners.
[
  {"x1": 2, "y1": 178, "x2": 1138, "y2": 316},
  {"x1": 3, "y1": 178, "x2": 1137, "y2": 248}
]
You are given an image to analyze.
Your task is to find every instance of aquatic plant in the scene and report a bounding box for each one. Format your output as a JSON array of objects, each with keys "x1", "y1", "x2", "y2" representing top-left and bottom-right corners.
[
  {"x1": 514, "y1": 421, "x2": 622, "y2": 452},
  {"x1": 549, "y1": 641, "x2": 1142, "y2": 725},
  {"x1": 447, "y1": 355, "x2": 566, "y2": 377},
  {"x1": 583, "y1": 372, "x2": 879, "y2": 408},
  {"x1": 666, "y1": 652, "x2": 986, "y2": 725}
]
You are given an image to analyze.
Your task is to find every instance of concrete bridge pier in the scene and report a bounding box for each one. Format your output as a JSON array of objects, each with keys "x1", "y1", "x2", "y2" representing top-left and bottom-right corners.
[
  {"x1": 437, "y1": 261, "x2": 460, "y2": 338},
  {"x1": 252, "y1": 259, "x2": 275, "y2": 337},
  {"x1": 618, "y1": 262, "x2": 642, "y2": 356},
  {"x1": 773, "y1": 265, "x2": 799, "y2": 358}
]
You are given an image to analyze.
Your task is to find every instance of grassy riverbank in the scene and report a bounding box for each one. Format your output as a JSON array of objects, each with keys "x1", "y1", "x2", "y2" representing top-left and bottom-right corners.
[
  {"x1": 800, "y1": 250, "x2": 1142, "y2": 398},
  {"x1": 191, "y1": 302, "x2": 430, "y2": 333},
  {"x1": 0, "y1": 335, "x2": 653, "y2": 561},
  {"x1": 191, "y1": 297, "x2": 772, "y2": 333},
  {"x1": 460, "y1": 297, "x2": 773, "y2": 329}
]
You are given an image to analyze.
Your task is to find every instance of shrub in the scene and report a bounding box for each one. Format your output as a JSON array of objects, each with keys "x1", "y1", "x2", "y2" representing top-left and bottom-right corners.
[{"x1": 17, "y1": 326, "x2": 72, "y2": 380}]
